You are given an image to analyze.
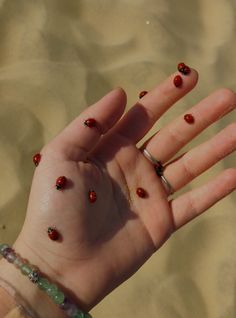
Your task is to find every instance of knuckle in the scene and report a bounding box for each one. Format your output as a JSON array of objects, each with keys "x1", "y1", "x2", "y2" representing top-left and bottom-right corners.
[
  {"x1": 144, "y1": 105, "x2": 157, "y2": 124},
  {"x1": 186, "y1": 193, "x2": 198, "y2": 217},
  {"x1": 224, "y1": 168, "x2": 236, "y2": 182},
  {"x1": 166, "y1": 126, "x2": 185, "y2": 148},
  {"x1": 182, "y1": 155, "x2": 196, "y2": 180}
]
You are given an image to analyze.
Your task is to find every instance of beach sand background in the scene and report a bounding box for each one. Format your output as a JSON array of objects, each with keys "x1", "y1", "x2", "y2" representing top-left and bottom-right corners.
[{"x1": 0, "y1": 1, "x2": 235, "y2": 317}]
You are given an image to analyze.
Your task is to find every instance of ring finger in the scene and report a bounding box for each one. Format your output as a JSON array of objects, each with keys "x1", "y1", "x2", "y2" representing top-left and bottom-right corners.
[{"x1": 163, "y1": 122, "x2": 236, "y2": 193}]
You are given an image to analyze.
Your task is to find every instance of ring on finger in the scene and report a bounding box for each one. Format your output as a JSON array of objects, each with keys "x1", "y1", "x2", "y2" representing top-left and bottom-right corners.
[
  {"x1": 142, "y1": 148, "x2": 174, "y2": 195},
  {"x1": 160, "y1": 174, "x2": 174, "y2": 195},
  {"x1": 143, "y1": 149, "x2": 164, "y2": 175},
  {"x1": 143, "y1": 148, "x2": 162, "y2": 166}
]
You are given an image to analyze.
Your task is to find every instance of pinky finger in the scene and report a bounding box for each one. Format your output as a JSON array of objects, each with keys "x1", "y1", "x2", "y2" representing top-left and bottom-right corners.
[{"x1": 170, "y1": 168, "x2": 236, "y2": 231}]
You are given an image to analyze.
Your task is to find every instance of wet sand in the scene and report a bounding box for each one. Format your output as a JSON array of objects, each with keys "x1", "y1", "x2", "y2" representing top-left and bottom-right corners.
[{"x1": 0, "y1": 1, "x2": 235, "y2": 317}]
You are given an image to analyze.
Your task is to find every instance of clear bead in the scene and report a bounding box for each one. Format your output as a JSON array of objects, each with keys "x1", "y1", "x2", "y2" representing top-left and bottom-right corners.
[
  {"x1": 2, "y1": 247, "x2": 14, "y2": 258},
  {"x1": 6, "y1": 251, "x2": 17, "y2": 263}
]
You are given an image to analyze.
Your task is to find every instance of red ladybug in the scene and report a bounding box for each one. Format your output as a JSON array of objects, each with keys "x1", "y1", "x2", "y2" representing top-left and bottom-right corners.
[
  {"x1": 89, "y1": 190, "x2": 97, "y2": 203},
  {"x1": 139, "y1": 90, "x2": 148, "y2": 99},
  {"x1": 84, "y1": 118, "x2": 97, "y2": 128},
  {"x1": 47, "y1": 227, "x2": 59, "y2": 241},
  {"x1": 136, "y1": 187, "x2": 146, "y2": 198},
  {"x1": 184, "y1": 113, "x2": 195, "y2": 124},
  {"x1": 33, "y1": 153, "x2": 41, "y2": 166},
  {"x1": 177, "y1": 62, "x2": 191, "y2": 75},
  {"x1": 182, "y1": 65, "x2": 191, "y2": 75},
  {"x1": 173, "y1": 75, "x2": 183, "y2": 87},
  {"x1": 177, "y1": 62, "x2": 186, "y2": 73},
  {"x1": 55, "y1": 176, "x2": 67, "y2": 190}
]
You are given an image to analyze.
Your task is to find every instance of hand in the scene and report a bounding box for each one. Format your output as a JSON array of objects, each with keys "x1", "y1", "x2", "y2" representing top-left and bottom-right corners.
[{"x1": 4, "y1": 68, "x2": 236, "y2": 314}]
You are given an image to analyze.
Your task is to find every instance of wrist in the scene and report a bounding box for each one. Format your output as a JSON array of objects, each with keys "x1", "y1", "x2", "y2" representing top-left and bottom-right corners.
[
  {"x1": 0, "y1": 239, "x2": 94, "y2": 317},
  {"x1": 11, "y1": 233, "x2": 108, "y2": 313},
  {"x1": 12, "y1": 237, "x2": 95, "y2": 314}
]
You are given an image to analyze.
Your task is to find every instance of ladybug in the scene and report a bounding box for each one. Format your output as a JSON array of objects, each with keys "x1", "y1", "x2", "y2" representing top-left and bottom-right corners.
[
  {"x1": 84, "y1": 118, "x2": 97, "y2": 128},
  {"x1": 177, "y1": 62, "x2": 186, "y2": 73},
  {"x1": 89, "y1": 190, "x2": 97, "y2": 203},
  {"x1": 184, "y1": 113, "x2": 195, "y2": 124},
  {"x1": 136, "y1": 187, "x2": 147, "y2": 198},
  {"x1": 177, "y1": 62, "x2": 191, "y2": 75},
  {"x1": 47, "y1": 227, "x2": 59, "y2": 241},
  {"x1": 139, "y1": 90, "x2": 148, "y2": 99},
  {"x1": 33, "y1": 153, "x2": 41, "y2": 166},
  {"x1": 173, "y1": 75, "x2": 183, "y2": 87},
  {"x1": 55, "y1": 176, "x2": 67, "y2": 190},
  {"x1": 182, "y1": 65, "x2": 191, "y2": 75}
]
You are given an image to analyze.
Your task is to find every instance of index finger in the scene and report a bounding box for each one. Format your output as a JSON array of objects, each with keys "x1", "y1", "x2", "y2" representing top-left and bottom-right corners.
[{"x1": 44, "y1": 87, "x2": 127, "y2": 161}]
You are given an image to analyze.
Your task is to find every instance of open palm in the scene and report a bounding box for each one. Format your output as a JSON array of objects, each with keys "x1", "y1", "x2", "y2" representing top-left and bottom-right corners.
[{"x1": 14, "y1": 69, "x2": 236, "y2": 311}]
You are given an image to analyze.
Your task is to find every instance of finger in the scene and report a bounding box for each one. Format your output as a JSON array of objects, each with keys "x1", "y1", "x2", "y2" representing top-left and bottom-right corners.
[
  {"x1": 170, "y1": 168, "x2": 236, "y2": 230},
  {"x1": 113, "y1": 67, "x2": 198, "y2": 144},
  {"x1": 142, "y1": 88, "x2": 236, "y2": 163},
  {"x1": 46, "y1": 87, "x2": 127, "y2": 161},
  {"x1": 163, "y1": 123, "x2": 236, "y2": 192}
]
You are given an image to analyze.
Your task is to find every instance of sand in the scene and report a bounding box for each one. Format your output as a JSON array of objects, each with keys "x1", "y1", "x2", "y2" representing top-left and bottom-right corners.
[{"x1": 0, "y1": 1, "x2": 235, "y2": 317}]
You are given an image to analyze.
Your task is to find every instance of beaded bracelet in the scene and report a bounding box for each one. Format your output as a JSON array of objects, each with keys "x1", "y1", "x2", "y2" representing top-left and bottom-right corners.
[{"x1": 0, "y1": 244, "x2": 92, "y2": 318}]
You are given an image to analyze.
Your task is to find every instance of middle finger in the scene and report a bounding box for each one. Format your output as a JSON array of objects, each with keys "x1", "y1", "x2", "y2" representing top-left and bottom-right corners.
[{"x1": 113, "y1": 66, "x2": 198, "y2": 144}]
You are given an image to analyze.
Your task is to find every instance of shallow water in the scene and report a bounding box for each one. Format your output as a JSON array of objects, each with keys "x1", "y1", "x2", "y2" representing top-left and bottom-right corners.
[{"x1": 0, "y1": 1, "x2": 235, "y2": 317}]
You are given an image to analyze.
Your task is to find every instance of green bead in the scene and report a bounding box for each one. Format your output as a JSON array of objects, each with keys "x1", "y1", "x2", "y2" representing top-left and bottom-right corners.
[
  {"x1": 46, "y1": 284, "x2": 58, "y2": 297},
  {"x1": 21, "y1": 264, "x2": 32, "y2": 275},
  {"x1": 0, "y1": 244, "x2": 9, "y2": 253},
  {"x1": 52, "y1": 290, "x2": 65, "y2": 304},
  {"x1": 14, "y1": 256, "x2": 24, "y2": 269},
  {"x1": 73, "y1": 312, "x2": 92, "y2": 318},
  {"x1": 72, "y1": 311, "x2": 84, "y2": 318},
  {"x1": 37, "y1": 277, "x2": 50, "y2": 291}
]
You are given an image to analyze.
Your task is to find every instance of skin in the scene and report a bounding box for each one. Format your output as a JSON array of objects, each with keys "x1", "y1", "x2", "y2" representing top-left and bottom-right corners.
[{"x1": 0, "y1": 68, "x2": 236, "y2": 318}]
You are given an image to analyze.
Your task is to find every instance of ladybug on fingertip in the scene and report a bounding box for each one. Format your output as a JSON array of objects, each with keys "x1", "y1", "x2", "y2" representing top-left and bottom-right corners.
[
  {"x1": 173, "y1": 75, "x2": 183, "y2": 87},
  {"x1": 33, "y1": 153, "x2": 41, "y2": 166},
  {"x1": 177, "y1": 62, "x2": 191, "y2": 75}
]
